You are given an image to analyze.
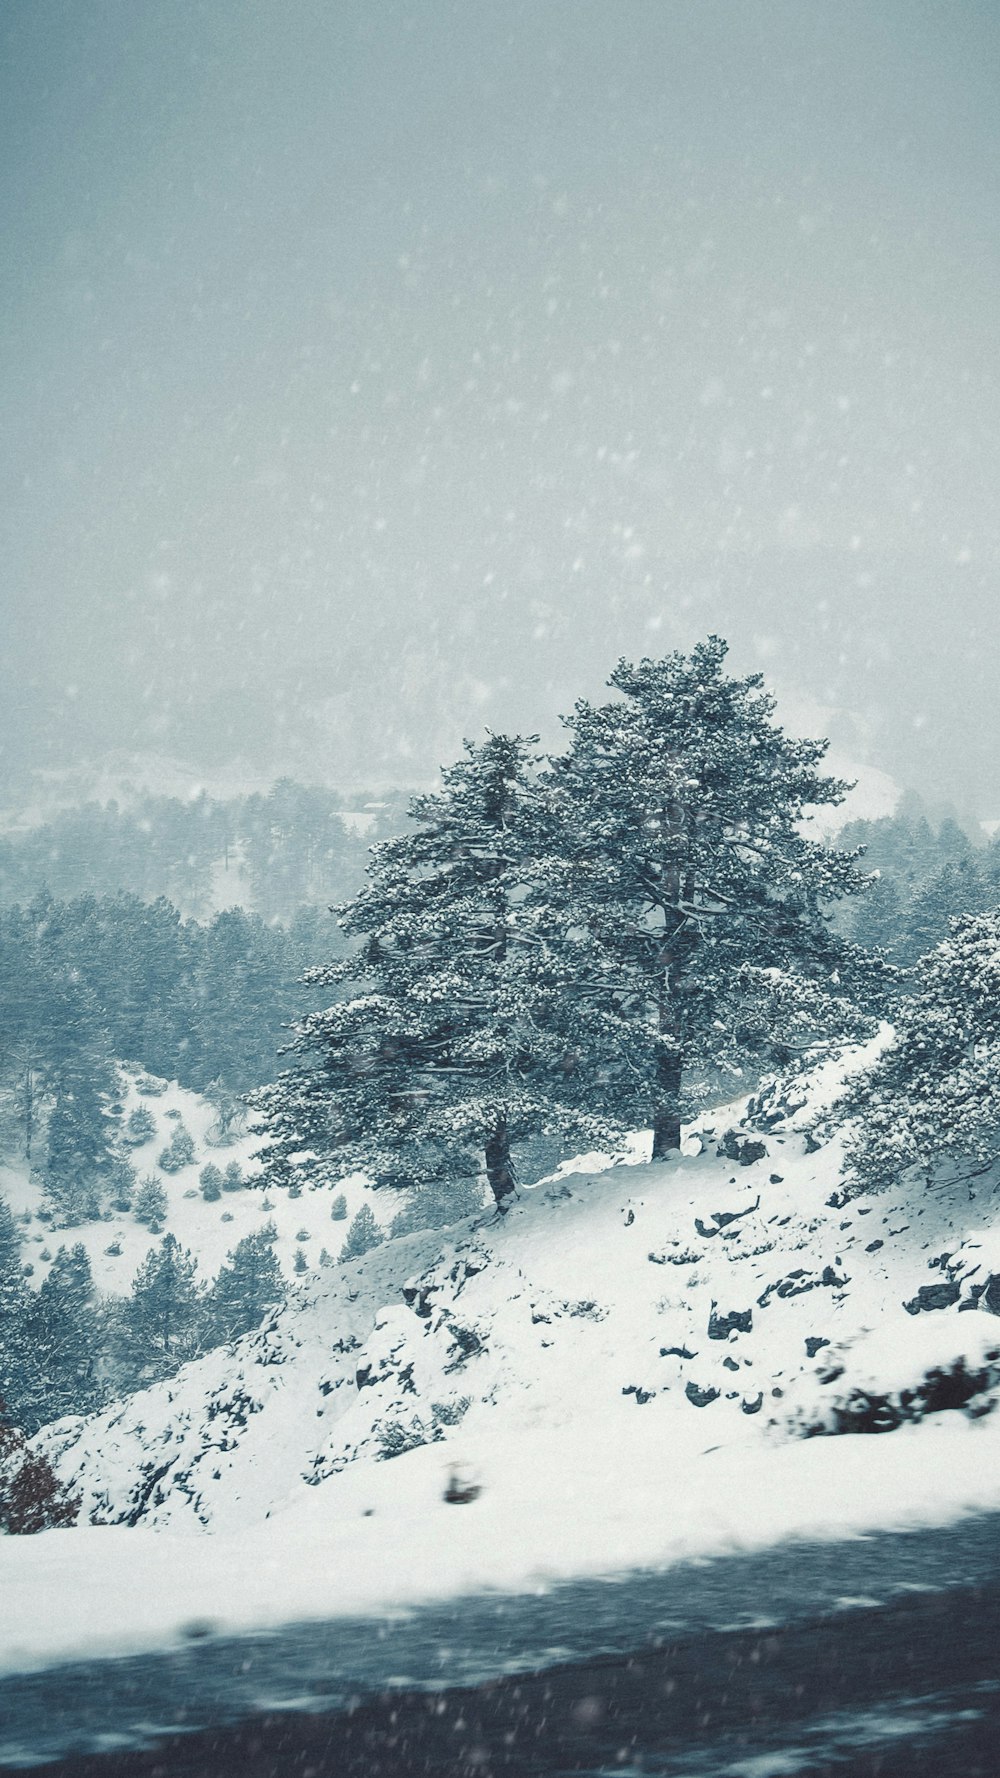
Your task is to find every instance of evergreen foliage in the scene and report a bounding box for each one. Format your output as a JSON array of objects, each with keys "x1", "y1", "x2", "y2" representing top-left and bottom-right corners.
[
  {"x1": 133, "y1": 1176, "x2": 168, "y2": 1227},
  {"x1": 120, "y1": 1236, "x2": 203, "y2": 1383},
  {"x1": 542, "y1": 639, "x2": 878, "y2": 1155},
  {"x1": 256, "y1": 734, "x2": 622, "y2": 1206},
  {"x1": 199, "y1": 1163, "x2": 223, "y2": 1202},
  {"x1": 122, "y1": 1104, "x2": 155, "y2": 1146},
  {"x1": 29, "y1": 1245, "x2": 104, "y2": 1426},
  {"x1": 158, "y1": 1121, "x2": 196, "y2": 1173},
  {"x1": 339, "y1": 1203, "x2": 384, "y2": 1262},
  {"x1": 208, "y1": 1230, "x2": 285, "y2": 1341},
  {"x1": 840, "y1": 908, "x2": 1000, "y2": 1195}
]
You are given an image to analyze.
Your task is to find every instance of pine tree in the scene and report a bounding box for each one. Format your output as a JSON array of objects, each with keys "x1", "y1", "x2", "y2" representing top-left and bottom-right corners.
[
  {"x1": 158, "y1": 1121, "x2": 195, "y2": 1173},
  {"x1": 256, "y1": 734, "x2": 620, "y2": 1206},
  {"x1": 199, "y1": 1163, "x2": 223, "y2": 1202},
  {"x1": 544, "y1": 639, "x2": 877, "y2": 1156},
  {"x1": 839, "y1": 908, "x2": 1000, "y2": 1195},
  {"x1": 339, "y1": 1202, "x2": 383, "y2": 1262},
  {"x1": 0, "y1": 1197, "x2": 38, "y2": 1433},
  {"x1": 222, "y1": 1160, "x2": 243, "y2": 1192},
  {"x1": 108, "y1": 1154, "x2": 137, "y2": 1212},
  {"x1": 123, "y1": 1104, "x2": 156, "y2": 1146},
  {"x1": 29, "y1": 1244, "x2": 104, "y2": 1426},
  {"x1": 133, "y1": 1175, "x2": 168, "y2": 1227},
  {"x1": 120, "y1": 1235, "x2": 203, "y2": 1382},
  {"x1": 207, "y1": 1230, "x2": 285, "y2": 1341}
]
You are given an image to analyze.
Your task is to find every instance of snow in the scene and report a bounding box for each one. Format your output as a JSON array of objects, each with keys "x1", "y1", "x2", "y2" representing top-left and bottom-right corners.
[
  {"x1": 5, "y1": 1043, "x2": 1000, "y2": 1678},
  {"x1": 1, "y1": 1067, "x2": 389, "y2": 1295}
]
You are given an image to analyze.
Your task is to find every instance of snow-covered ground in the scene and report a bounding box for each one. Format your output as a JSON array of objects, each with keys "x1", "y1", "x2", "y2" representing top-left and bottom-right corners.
[
  {"x1": 5, "y1": 1042, "x2": 1000, "y2": 1678},
  {"x1": 0, "y1": 1068, "x2": 389, "y2": 1295}
]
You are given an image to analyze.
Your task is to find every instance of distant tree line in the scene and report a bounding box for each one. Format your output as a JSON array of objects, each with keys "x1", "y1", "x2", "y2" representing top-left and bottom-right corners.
[
  {"x1": 0, "y1": 780, "x2": 409, "y2": 921},
  {"x1": 0, "y1": 893, "x2": 338, "y2": 1224},
  {"x1": 0, "y1": 1199, "x2": 286, "y2": 1437},
  {"x1": 836, "y1": 800, "x2": 1000, "y2": 965}
]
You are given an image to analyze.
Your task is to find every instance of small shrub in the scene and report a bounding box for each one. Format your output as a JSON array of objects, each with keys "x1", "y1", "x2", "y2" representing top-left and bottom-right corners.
[
  {"x1": 330, "y1": 1194, "x2": 348, "y2": 1222},
  {"x1": 0, "y1": 1418, "x2": 80, "y2": 1534},
  {"x1": 223, "y1": 1161, "x2": 243, "y2": 1193}
]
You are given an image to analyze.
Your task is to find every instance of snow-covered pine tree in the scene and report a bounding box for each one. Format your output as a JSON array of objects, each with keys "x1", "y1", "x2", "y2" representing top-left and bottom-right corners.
[
  {"x1": 29, "y1": 1244, "x2": 104, "y2": 1427},
  {"x1": 120, "y1": 1234, "x2": 203, "y2": 1383},
  {"x1": 0, "y1": 1198, "x2": 38, "y2": 1433},
  {"x1": 339, "y1": 1202, "x2": 383, "y2": 1262},
  {"x1": 255, "y1": 733, "x2": 621, "y2": 1206},
  {"x1": 208, "y1": 1230, "x2": 285, "y2": 1341},
  {"x1": 839, "y1": 907, "x2": 1000, "y2": 1195},
  {"x1": 543, "y1": 638, "x2": 877, "y2": 1156}
]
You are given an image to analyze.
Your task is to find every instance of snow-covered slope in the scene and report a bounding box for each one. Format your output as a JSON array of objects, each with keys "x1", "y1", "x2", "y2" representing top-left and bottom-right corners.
[
  {"x1": 1, "y1": 1067, "x2": 389, "y2": 1295},
  {"x1": 8, "y1": 1042, "x2": 1000, "y2": 1675}
]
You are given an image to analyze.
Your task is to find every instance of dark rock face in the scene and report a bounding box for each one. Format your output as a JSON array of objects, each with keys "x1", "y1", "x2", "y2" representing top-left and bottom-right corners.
[
  {"x1": 685, "y1": 1381, "x2": 720, "y2": 1408},
  {"x1": 805, "y1": 1336, "x2": 830, "y2": 1358},
  {"x1": 983, "y1": 1275, "x2": 1000, "y2": 1316},
  {"x1": 708, "y1": 1304, "x2": 753, "y2": 1340},
  {"x1": 903, "y1": 1281, "x2": 961, "y2": 1316},
  {"x1": 717, "y1": 1131, "x2": 768, "y2": 1166}
]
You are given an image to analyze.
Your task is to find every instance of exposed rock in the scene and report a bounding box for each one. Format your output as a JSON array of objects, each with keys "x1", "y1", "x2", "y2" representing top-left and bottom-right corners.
[
  {"x1": 805, "y1": 1336, "x2": 830, "y2": 1358},
  {"x1": 903, "y1": 1281, "x2": 961, "y2": 1316},
  {"x1": 708, "y1": 1303, "x2": 753, "y2": 1340},
  {"x1": 717, "y1": 1130, "x2": 768, "y2": 1166},
  {"x1": 660, "y1": 1344, "x2": 696, "y2": 1360},
  {"x1": 685, "y1": 1381, "x2": 720, "y2": 1408}
]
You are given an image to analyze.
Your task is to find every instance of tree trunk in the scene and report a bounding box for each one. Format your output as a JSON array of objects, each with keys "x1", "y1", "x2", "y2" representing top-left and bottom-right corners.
[
  {"x1": 484, "y1": 1122, "x2": 517, "y2": 1207},
  {"x1": 651, "y1": 1050, "x2": 683, "y2": 1160}
]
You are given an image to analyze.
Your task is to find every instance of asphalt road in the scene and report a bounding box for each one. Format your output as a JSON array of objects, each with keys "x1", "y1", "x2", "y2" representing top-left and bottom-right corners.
[{"x1": 4, "y1": 1514, "x2": 1000, "y2": 1776}]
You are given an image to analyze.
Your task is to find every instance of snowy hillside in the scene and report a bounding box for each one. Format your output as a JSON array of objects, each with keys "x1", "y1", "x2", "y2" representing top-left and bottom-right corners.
[
  {"x1": 7, "y1": 1039, "x2": 996, "y2": 1669},
  {"x1": 0, "y1": 1066, "x2": 391, "y2": 1296}
]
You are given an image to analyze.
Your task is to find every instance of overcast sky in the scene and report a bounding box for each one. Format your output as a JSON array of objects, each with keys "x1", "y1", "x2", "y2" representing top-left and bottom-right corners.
[{"x1": 3, "y1": 1, "x2": 999, "y2": 813}]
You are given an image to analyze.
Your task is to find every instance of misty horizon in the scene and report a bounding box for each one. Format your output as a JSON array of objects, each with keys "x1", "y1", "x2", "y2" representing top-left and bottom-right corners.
[{"x1": 3, "y1": 2, "x2": 998, "y2": 819}]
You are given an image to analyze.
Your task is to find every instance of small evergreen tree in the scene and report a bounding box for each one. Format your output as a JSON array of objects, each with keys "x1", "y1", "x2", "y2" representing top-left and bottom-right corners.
[
  {"x1": 120, "y1": 1235, "x2": 203, "y2": 1382},
  {"x1": 339, "y1": 1202, "x2": 383, "y2": 1262},
  {"x1": 199, "y1": 1163, "x2": 223, "y2": 1202},
  {"x1": 122, "y1": 1104, "x2": 156, "y2": 1146},
  {"x1": 329, "y1": 1194, "x2": 348, "y2": 1221},
  {"x1": 133, "y1": 1175, "x2": 168, "y2": 1227},
  {"x1": 29, "y1": 1244, "x2": 104, "y2": 1425},
  {"x1": 108, "y1": 1153, "x2": 137, "y2": 1212},
  {"x1": 158, "y1": 1120, "x2": 196, "y2": 1173},
  {"x1": 222, "y1": 1159, "x2": 243, "y2": 1192},
  {"x1": 207, "y1": 1230, "x2": 285, "y2": 1341}
]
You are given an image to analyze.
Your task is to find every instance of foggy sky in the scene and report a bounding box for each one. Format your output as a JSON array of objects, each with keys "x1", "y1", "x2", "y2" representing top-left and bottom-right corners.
[{"x1": 3, "y1": 1, "x2": 999, "y2": 813}]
